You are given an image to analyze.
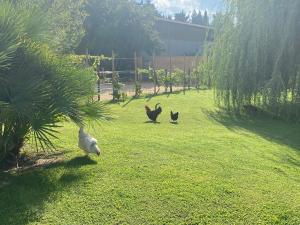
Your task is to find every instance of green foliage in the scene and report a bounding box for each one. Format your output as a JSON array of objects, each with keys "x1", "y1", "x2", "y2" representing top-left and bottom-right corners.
[
  {"x1": 157, "y1": 69, "x2": 186, "y2": 93},
  {"x1": 171, "y1": 69, "x2": 184, "y2": 85},
  {"x1": 210, "y1": 0, "x2": 300, "y2": 119},
  {"x1": 121, "y1": 92, "x2": 128, "y2": 102},
  {"x1": 156, "y1": 69, "x2": 167, "y2": 87},
  {"x1": 0, "y1": 1, "x2": 108, "y2": 163},
  {"x1": 138, "y1": 68, "x2": 151, "y2": 78},
  {"x1": 77, "y1": 0, "x2": 162, "y2": 57},
  {"x1": 111, "y1": 72, "x2": 125, "y2": 102},
  {"x1": 48, "y1": 0, "x2": 87, "y2": 53},
  {"x1": 134, "y1": 82, "x2": 143, "y2": 97},
  {"x1": 139, "y1": 67, "x2": 186, "y2": 93},
  {"x1": 138, "y1": 67, "x2": 159, "y2": 94},
  {"x1": 12, "y1": 0, "x2": 87, "y2": 53},
  {"x1": 67, "y1": 54, "x2": 110, "y2": 71},
  {"x1": 193, "y1": 57, "x2": 212, "y2": 89},
  {"x1": 0, "y1": 1, "x2": 20, "y2": 70}
]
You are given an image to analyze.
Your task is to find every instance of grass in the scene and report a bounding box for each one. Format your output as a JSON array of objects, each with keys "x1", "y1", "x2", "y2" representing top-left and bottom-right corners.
[{"x1": 0, "y1": 90, "x2": 300, "y2": 225}]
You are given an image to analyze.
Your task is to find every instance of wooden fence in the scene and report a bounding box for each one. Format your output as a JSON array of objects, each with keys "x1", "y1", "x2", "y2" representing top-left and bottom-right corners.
[
  {"x1": 153, "y1": 56, "x2": 202, "y2": 72},
  {"x1": 95, "y1": 52, "x2": 203, "y2": 100}
]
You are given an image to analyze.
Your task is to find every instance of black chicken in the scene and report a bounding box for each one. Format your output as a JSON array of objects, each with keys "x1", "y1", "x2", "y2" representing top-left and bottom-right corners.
[
  {"x1": 170, "y1": 111, "x2": 179, "y2": 122},
  {"x1": 145, "y1": 103, "x2": 162, "y2": 122}
]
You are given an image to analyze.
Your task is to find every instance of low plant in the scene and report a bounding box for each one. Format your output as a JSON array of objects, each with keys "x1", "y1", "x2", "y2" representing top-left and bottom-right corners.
[{"x1": 134, "y1": 82, "x2": 143, "y2": 97}]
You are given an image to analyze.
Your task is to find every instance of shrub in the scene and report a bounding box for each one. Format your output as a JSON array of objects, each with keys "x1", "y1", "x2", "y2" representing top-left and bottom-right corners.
[{"x1": 171, "y1": 69, "x2": 185, "y2": 86}]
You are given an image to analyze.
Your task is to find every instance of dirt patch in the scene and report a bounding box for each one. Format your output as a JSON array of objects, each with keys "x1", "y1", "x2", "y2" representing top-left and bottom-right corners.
[{"x1": 1, "y1": 152, "x2": 65, "y2": 173}]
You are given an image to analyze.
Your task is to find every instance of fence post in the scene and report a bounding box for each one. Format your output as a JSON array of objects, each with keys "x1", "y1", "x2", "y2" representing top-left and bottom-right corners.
[
  {"x1": 134, "y1": 52, "x2": 138, "y2": 97},
  {"x1": 170, "y1": 70, "x2": 173, "y2": 93},
  {"x1": 85, "y1": 49, "x2": 89, "y2": 67},
  {"x1": 97, "y1": 72, "x2": 101, "y2": 101},
  {"x1": 196, "y1": 72, "x2": 200, "y2": 92},
  {"x1": 188, "y1": 68, "x2": 191, "y2": 90},
  {"x1": 112, "y1": 50, "x2": 117, "y2": 101},
  {"x1": 164, "y1": 69, "x2": 168, "y2": 93},
  {"x1": 102, "y1": 67, "x2": 105, "y2": 82},
  {"x1": 183, "y1": 55, "x2": 186, "y2": 94},
  {"x1": 152, "y1": 53, "x2": 157, "y2": 95},
  {"x1": 169, "y1": 55, "x2": 173, "y2": 93}
]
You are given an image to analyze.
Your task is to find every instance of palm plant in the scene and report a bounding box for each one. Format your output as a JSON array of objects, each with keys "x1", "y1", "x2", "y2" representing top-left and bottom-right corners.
[{"x1": 0, "y1": 1, "x2": 108, "y2": 165}]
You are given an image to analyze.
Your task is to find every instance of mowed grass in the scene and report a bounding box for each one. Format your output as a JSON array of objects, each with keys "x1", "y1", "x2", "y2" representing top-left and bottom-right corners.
[{"x1": 1, "y1": 90, "x2": 300, "y2": 225}]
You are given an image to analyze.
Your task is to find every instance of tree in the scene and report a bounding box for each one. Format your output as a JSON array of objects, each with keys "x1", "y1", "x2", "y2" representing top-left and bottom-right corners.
[
  {"x1": 209, "y1": 0, "x2": 300, "y2": 119},
  {"x1": 77, "y1": 0, "x2": 162, "y2": 57},
  {"x1": 48, "y1": 0, "x2": 87, "y2": 53},
  {"x1": 166, "y1": 15, "x2": 173, "y2": 20},
  {"x1": 174, "y1": 10, "x2": 188, "y2": 23},
  {"x1": 12, "y1": 0, "x2": 87, "y2": 53},
  {"x1": 171, "y1": 69, "x2": 185, "y2": 87},
  {"x1": 0, "y1": 0, "x2": 107, "y2": 166},
  {"x1": 202, "y1": 10, "x2": 209, "y2": 26},
  {"x1": 192, "y1": 10, "x2": 203, "y2": 25}
]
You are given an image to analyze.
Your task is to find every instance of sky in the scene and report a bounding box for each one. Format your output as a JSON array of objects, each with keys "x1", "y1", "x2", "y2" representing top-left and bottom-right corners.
[{"x1": 150, "y1": 0, "x2": 224, "y2": 16}]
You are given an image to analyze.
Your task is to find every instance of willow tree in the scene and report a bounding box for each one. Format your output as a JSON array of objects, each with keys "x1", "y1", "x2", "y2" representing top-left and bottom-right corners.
[{"x1": 210, "y1": 0, "x2": 300, "y2": 119}]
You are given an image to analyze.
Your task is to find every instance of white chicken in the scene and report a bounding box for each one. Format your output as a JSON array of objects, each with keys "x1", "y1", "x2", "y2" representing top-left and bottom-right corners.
[{"x1": 78, "y1": 127, "x2": 101, "y2": 156}]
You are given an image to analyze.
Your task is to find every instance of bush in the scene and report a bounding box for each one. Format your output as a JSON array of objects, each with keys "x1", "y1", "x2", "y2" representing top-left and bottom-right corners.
[{"x1": 171, "y1": 69, "x2": 185, "y2": 86}]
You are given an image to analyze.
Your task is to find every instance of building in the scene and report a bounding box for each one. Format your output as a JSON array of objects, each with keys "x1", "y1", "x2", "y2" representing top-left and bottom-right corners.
[{"x1": 155, "y1": 18, "x2": 214, "y2": 56}]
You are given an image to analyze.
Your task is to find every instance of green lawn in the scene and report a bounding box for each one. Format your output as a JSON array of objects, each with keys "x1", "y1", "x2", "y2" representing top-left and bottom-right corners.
[{"x1": 1, "y1": 91, "x2": 300, "y2": 225}]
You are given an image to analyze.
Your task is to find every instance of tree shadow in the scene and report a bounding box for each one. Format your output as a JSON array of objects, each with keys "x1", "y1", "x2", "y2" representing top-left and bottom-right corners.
[
  {"x1": 103, "y1": 99, "x2": 122, "y2": 105},
  {"x1": 145, "y1": 90, "x2": 184, "y2": 102},
  {"x1": 146, "y1": 94, "x2": 156, "y2": 102},
  {"x1": 103, "y1": 89, "x2": 190, "y2": 107},
  {"x1": 202, "y1": 108, "x2": 300, "y2": 167},
  {"x1": 0, "y1": 155, "x2": 99, "y2": 225},
  {"x1": 121, "y1": 96, "x2": 135, "y2": 108},
  {"x1": 59, "y1": 172, "x2": 84, "y2": 184}
]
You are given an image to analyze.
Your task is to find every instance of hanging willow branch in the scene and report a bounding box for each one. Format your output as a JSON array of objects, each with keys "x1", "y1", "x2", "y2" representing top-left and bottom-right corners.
[{"x1": 209, "y1": 0, "x2": 300, "y2": 119}]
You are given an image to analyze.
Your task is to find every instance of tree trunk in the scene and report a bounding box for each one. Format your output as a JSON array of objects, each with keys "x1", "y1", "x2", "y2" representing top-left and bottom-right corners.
[{"x1": 2, "y1": 137, "x2": 24, "y2": 168}]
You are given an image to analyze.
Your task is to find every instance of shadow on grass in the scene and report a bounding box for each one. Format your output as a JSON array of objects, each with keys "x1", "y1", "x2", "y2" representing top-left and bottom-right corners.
[
  {"x1": 202, "y1": 108, "x2": 300, "y2": 167},
  {"x1": 170, "y1": 121, "x2": 179, "y2": 125},
  {"x1": 122, "y1": 96, "x2": 136, "y2": 108},
  {"x1": 104, "y1": 89, "x2": 191, "y2": 108},
  {"x1": 65, "y1": 156, "x2": 97, "y2": 168},
  {"x1": 0, "y1": 155, "x2": 98, "y2": 225},
  {"x1": 145, "y1": 90, "x2": 184, "y2": 102},
  {"x1": 114, "y1": 90, "x2": 186, "y2": 107},
  {"x1": 59, "y1": 172, "x2": 84, "y2": 184},
  {"x1": 144, "y1": 121, "x2": 161, "y2": 124}
]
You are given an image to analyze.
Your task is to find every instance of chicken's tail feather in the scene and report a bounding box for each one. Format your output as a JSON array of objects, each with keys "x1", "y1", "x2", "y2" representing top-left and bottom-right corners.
[{"x1": 155, "y1": 103, "x2": 160, "y2": 110}]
